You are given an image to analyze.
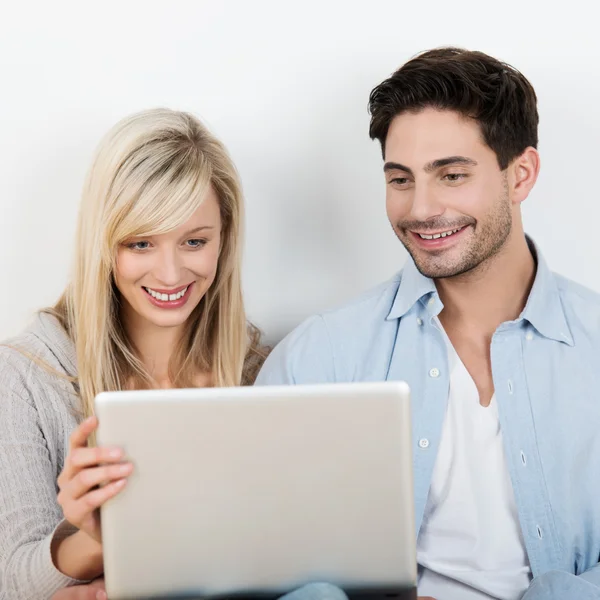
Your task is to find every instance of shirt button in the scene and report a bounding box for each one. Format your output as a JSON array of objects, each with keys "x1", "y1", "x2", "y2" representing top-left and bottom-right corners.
[
  {"x1": 508, "y1": 379, "x2": 514, "y2": 394},
  {"x1": 526, "y1": 332, "x2": 533, "y2": 341},
  {"x1": 416, "y1": 317, "x2": 423, "y2": 326},
  {"x1": 429, "y1": 368, "x2": 440, "y2": 378},
  {"x1": 428, "y1": 297, "x2": 435, "y2": 307},
  {"x1": 419, "y1": 438, "x2": 430, "y2": 449}
]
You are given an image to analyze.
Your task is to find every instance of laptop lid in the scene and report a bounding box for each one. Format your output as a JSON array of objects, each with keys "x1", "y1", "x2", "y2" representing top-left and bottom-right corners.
[{"x1": 95, "y1": 382, "x2": 416, "y2": 600}]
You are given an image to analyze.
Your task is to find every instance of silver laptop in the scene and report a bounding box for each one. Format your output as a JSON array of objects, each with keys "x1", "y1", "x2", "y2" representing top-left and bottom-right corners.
[{"x1": 95, "y1": 382, "x2": 416, "y2": 600}]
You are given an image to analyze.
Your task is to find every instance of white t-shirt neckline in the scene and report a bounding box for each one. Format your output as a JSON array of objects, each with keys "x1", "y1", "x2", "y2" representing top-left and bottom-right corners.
[{"x1": 416, "y1": 321, "x2": 532, "y2": 600}]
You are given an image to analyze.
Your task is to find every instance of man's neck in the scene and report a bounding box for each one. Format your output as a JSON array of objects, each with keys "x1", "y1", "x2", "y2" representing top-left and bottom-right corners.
[{"x1": 435, "y1": 233, "x2": 536, "y2": 338}]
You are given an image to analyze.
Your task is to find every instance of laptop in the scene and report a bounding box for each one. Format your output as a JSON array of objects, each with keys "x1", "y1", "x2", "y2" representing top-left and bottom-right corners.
[{"x1": 95, "y1": 382, "x2": 417, "y2": 600}]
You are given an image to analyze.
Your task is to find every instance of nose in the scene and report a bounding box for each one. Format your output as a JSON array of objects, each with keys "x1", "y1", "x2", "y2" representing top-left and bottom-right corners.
[
  {"x1": 408, "y1": 182, "x2": 445, "y2": 223},
  {"x1": 153, "y1": 246, "x2": 182, "y2": 287}
]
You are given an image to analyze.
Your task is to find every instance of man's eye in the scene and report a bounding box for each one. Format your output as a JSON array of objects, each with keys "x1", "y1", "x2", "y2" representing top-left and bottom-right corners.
[
  {"x1": 389, "y1": 177, "x2": 410, "y2": 185},
  {"x1": 444, "y1": 173, "x2": 467, "y2": 182}
]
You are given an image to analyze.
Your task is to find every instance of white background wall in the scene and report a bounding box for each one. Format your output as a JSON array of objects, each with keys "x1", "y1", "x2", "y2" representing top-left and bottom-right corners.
[{"x1": 0, "y1": 0, "x2": 597, "y2": 342}]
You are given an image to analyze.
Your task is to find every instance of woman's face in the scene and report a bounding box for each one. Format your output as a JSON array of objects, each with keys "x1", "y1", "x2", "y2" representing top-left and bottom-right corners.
[{"x1": 114, "y1": 186, "x2": 222, "y2": 332}]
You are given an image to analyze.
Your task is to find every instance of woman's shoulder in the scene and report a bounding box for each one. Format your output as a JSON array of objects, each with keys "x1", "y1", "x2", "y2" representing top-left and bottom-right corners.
[
  {"x1": 241, "y1": 323, "x2": 271, "y2": 386},
  {"x1": 0, "y1": 311, "x2": 77, "y2": 397}
]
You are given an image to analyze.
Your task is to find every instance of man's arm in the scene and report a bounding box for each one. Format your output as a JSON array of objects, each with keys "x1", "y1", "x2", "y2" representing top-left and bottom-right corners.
[
  {"x1": 522, "y1": 566, "x2": 600, "y2": 599},
  {"x1": 255, "y1": 315, "x2": 337, "y2": 386}
]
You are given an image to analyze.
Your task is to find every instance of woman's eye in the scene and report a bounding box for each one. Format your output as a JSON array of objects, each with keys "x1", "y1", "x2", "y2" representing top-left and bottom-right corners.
[
  {"x1": 186, "y1": 239, "x2": 207, "y2": 248},
  {"x1": 127, "y1": 241, "x2": 150, "y2": 250}
]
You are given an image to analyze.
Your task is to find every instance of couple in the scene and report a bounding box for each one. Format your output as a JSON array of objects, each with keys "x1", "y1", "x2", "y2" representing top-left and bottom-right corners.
[{"x1": 1, "y1": 47, "x2": 599, "y2": 600}]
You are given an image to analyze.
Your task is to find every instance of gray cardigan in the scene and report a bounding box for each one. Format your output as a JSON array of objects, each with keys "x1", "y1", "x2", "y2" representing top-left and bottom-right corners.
[
  {"x1": 0, "y1": 313, "x2": 88, "y2": 599},
  {"x1": 0, "y1": 313, "x2": 269, "y2": 599}
]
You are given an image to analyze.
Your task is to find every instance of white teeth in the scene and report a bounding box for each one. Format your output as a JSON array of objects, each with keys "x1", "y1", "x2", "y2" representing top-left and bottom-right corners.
[
  {"x1": 144, "y1": 286, "x2": 188, "y2": 301},
  {"x1": 418, "y1": 227, "x2": 462, "y2": 240}
]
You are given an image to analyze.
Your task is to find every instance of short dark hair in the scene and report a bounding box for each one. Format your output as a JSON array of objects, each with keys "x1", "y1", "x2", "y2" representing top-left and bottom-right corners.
[{"x1": 368, "y1": 47, "x2": 538, "y2": 169}]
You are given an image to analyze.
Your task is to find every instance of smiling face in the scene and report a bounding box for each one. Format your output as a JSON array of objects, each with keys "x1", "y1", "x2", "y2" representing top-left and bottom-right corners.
[
  {"x1": 384, "y1": 108, "x2": 515, "y2": 279},
  {"x1": 113, "y1": 185, "x2": 222, "y2": 332}
]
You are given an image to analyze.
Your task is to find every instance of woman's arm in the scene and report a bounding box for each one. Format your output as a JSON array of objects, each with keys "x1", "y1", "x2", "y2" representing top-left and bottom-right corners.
[
  {"x1": 50, "y1": 530, "x2": 103, "y2": 582},
  {"x1": 52, "y1": 416, "x2": 131, "y2": 580},
  {"x1": 0, "y1": 387, "x2": 90, "y2": 600}
]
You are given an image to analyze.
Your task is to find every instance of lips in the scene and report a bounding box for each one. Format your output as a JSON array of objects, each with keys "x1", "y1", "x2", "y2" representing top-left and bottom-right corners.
[
  {"x1": 414, "y1": 226, "x2": 466, "y2": 240},
  {"x1": 408, "y1": 224, "x2": 471, "y2": 250},
  {"x1": 143, "y1": 284, "x2": 190, "y2": 302},
  {"x1": 141, "y1": 282, "x2": 195, "y2": 309}
]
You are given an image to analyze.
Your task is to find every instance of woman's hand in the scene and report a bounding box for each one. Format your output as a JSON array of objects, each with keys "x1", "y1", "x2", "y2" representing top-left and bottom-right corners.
[
  {"x1": 57, "y1": 416, "x2": 132, "y2": 543},
  {"x1": 50, "y1": 578, "x2": 106, "y2": 600}
]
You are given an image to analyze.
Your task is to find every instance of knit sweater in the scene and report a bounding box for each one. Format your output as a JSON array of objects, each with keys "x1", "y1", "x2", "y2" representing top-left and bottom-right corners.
[{"x1": 0, "y1": 312, "x2": 267, "y2": 599}]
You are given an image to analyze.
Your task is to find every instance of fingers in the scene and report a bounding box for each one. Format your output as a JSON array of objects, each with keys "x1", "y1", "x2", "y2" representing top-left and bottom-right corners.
[
  {"x1": 58, "y1": 418, "x2": 100, "y2": 486},
  {"x1": 69, "y1": 416, "x2": 98, "y2": 452},
  {"x1": 65, "y1": 462, "x2": 133, "y2": 500},
  {"x1": 87, "y1": 577, "x2": 107, "y2": 600},
  {"x1": 50, "y1": 579, "x2": 106, "y2": 600},
  {"x1": 60, "y1": 478, "x2": 127, "y2": 526},
  {"x1": 58, "y1": 418, "x2": 124, "y2": 490},
  {"x1": 69, "y1": 446, "x2": 125, "y2": 469}
]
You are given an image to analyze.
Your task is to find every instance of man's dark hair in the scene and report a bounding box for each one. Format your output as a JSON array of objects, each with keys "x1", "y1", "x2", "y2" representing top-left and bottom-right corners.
[{"x1": 368, "y1": 47, "x2": 538, "y2": 169}]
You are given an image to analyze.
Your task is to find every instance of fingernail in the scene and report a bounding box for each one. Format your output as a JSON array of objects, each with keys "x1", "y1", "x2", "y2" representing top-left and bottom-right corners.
[
  {"x1": 118, "y1": 463, "x2": 132, "y2": 475},
  {"x1": 97, "y1": 591, "x2": 107, "y2": 600},
  {"x1": 108, "y1": 448, "x2": 123, "y2": 459},
  {"x1": 115, "y1": 478, "x2": 127, "y2": 488}
]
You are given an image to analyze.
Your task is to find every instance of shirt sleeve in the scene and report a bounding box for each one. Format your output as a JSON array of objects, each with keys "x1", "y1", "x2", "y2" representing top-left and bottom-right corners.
[
  {"x1": 521, "y1": 567, "x2": 600, "y2": 600},
  {"x1": 255, "y1": 315, "x2": 337, "y2": 386},
  {"x1": 0, "y1": 386, "x2": 89, "y2": 599}
]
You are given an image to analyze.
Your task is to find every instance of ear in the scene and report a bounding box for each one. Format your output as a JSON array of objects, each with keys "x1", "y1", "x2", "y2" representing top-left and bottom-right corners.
[{"x1": 508, "y1": 147, "x2": 540, "y2": 205}]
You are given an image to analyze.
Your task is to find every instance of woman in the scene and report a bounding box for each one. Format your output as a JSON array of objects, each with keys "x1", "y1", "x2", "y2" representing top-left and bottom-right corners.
[{"x1": 0, "y1": 108, "x2": 270, "y2": 599}]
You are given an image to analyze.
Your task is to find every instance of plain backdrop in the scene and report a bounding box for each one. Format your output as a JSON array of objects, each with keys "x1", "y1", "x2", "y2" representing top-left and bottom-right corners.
[{"x1": 0, "y1": 1, "x2": 597, "y2": 343}]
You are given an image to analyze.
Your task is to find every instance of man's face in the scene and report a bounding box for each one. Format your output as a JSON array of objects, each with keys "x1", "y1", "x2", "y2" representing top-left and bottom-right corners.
[{"x1": 384, "y1": 108, "x2": 514, "y2": 279}]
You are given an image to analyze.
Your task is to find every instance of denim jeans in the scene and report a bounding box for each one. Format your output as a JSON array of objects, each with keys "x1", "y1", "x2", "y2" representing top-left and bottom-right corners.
[{"x1": 280, "y1": 583, "x2": 348, "y2": 600}]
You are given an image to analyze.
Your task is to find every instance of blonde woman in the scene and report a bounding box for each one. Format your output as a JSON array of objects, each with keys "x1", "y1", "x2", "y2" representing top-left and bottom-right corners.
[{"x1": 0, "y1": 109, "x2": 279, "y2": 599}]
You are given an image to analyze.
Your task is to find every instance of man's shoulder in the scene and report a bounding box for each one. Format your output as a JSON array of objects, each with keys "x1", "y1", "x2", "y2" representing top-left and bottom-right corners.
[
  {"x1": 256, "y1": 272, "x2": 404, "y2": 385},
  {"x1": 554, "y1": 272, "x2": 600, "y2": 335},
  {"x1": 318, "y1": 271, "x2": 403, "y2": 331},
  {"x1": 280, "y1": 271, "x2": 402, "y2": 347},
  {"x1": 555, "y1": 272, "x2": 600, "y2": 303}
]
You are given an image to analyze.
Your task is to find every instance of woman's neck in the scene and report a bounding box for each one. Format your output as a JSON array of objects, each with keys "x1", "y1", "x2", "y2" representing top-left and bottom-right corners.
[{"x1": 122, "y1": 307, "x2": 185, "y2": 388}]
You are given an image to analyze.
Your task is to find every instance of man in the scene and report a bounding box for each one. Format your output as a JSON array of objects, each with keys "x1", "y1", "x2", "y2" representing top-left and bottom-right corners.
[{"x1": 257, "y1": 48, "x2": 600, "y2": 600}]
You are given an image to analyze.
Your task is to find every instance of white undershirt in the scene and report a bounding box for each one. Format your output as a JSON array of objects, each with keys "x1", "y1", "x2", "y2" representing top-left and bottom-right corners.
[{"x1": 416, "y1": 325, "x2": 532, "y2": 600}]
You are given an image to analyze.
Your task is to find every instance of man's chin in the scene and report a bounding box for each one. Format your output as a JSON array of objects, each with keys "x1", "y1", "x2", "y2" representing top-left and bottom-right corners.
[
  {"x1": 409, "y1": 250, "x2": 466, "y2": 279},
  {"x1": 413, "y1": 255, "x2": 481, "y2": 280}
]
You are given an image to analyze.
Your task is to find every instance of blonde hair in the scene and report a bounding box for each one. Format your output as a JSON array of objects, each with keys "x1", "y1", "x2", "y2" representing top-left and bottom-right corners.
[{"x1": 45, "y1": 108, "x2": 262, "y2": 421}]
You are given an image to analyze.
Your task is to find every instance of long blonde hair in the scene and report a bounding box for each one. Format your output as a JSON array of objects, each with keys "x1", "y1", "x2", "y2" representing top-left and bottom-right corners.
[{"x1": 46, "y1": 108, "x2": 258, "y2": 421}]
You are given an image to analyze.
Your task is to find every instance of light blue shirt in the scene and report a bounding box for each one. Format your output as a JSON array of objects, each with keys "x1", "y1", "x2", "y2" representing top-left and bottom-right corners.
[{"x1": 256, "y1": 241, "x2": 600, "y2": 599}]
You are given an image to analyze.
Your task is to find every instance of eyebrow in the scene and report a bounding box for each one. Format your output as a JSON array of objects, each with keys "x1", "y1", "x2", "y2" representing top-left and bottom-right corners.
[
  {"x1": 183, "y1": 226, "x2": 215, "y2": 236},
  {"x1": 383, "y1": 156, "x2": 478, "y2": 176}
]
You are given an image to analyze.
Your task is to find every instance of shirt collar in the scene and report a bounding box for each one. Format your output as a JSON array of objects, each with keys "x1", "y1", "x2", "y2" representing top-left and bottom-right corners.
[
  {"x1": 521, "y1": 239, "x2": 574, "y2": 346},
  {"x1": 386, "y1": 237, "x2": 574, "y2": 346},
  {"x1": 386, "y1": 253, "x2": 438, "y2": 321}
]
